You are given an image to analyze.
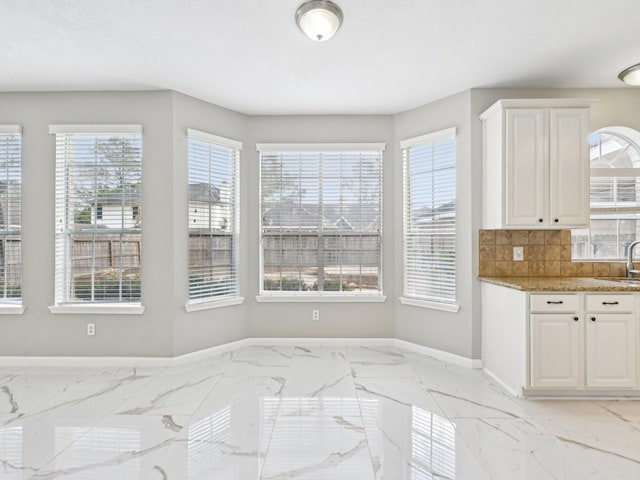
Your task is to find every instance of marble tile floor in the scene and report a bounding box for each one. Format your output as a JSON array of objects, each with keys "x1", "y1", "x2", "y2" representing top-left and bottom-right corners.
[{"x1": 0, "y1": 345, "x2": 639, "y2": 479}]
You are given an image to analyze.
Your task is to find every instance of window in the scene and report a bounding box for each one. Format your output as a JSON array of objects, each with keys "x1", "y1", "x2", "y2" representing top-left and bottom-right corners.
[
  {"x1": 258, "y1": 143, "x2": 384, "y2": 297},
  {"x1": 187, "y1": 129, "x2": 241, "y2": 306},
  {"x1": 572, "y1": 127, "x2": 640, "y2": 260},
  {"x1": 51, "y1": 125, "x2": 142, "y2": 306},
  {"x1": 0, "y1": 126, "x2": 22, "y2": 305},
  {"x1": 400, "y1": 128, "x2": 457, "y2": 310}
]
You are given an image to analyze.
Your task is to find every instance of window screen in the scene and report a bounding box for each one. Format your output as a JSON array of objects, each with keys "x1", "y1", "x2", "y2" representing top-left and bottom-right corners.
[
  {"x1": 187, "y1": 129, "x2": 241, "y2": 302},
  {"x1": 51, "y1": 125, "x2": 142, "y2": 304},
  {"x1": 0, "y1": 126, "x2": 21, "y2": 303},
  {"x1": 259, "y1": 144, "x2": 384, "y2": 294},
  {"x1": 402, "y1": 128, "x2": 457, "y2": 304}
]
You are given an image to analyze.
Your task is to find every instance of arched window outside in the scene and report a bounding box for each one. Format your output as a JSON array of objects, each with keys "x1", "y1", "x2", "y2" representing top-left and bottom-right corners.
[{"x1": 572, "y1": 127, "x2": 640, "y2": 260}]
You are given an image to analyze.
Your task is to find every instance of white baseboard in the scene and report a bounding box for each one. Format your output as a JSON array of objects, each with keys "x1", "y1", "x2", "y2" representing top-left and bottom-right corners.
[
  {"x1": 483, "y1": 367, "x2": 522, "y2": 397},
  {"x1": 0, "y1": 355, "x2": 174, "y2": 368},
  {"x1": 172, "y1": 338, "x2": 250, "y2": 365},
  {"x1": 395, "y1": 339, "x2": 482, "y2": 369},
  {"x1": 245, "y1": 337, "x2": 395, "y2": 347},
  {"x1": 0, "y1": 337, "x2": 480, "y2": 369}
]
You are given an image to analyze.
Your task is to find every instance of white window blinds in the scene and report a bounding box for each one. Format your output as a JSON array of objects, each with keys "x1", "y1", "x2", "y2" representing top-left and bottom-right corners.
[
  {"x1": 0, "y1": 126, "x2": 22, "y2": 303},
  {"x1": 402, "y1": 128, "x2": 457, "y2": 305},
  {"x1": 187, "y1": 129, "x2": 241, "y2": 302},
  {"x1": 51, "y1": 125, "x2": 142, "y2": 305},
  {"x1": 258, "y1": 143, "x2": 384, "y2": 294}
]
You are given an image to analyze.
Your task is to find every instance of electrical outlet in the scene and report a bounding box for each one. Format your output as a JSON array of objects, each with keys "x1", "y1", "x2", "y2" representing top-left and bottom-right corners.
[
  {"x1": 513, "y1": 246, "x2": 524, "y2": 261},
  {"x1": 312, "y1": 309, "x2": 319, "y2": 321},
  {"x1": 87, "y1": 323, "x2": 95, "y2": 336}
]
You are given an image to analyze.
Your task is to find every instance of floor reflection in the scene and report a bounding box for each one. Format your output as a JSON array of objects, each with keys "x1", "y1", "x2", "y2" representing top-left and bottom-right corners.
[{"x1": 0, "y1": 346, "x2": 638, "y2": 479}]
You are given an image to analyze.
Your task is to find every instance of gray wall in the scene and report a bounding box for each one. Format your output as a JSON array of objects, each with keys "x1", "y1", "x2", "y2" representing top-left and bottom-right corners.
[
  {"x1": 171, "y1": 92, "x2": 250, "y2": 356},
  {"x1": 246, "y1": 115, "x2": 396, "y2": 339},
  {"x1": 0, "y1": 91, "x2": 175, "y2": 357},
  {"x1": 2, "y1": 88, "x2": 639, "y2": 359},
  {"x1": 393, "y1": 91, "x2": 479, "y2": 359}
]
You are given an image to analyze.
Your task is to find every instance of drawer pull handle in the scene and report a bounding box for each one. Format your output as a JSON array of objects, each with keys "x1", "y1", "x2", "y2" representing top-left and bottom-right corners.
[
  {"x1": 546, "y1": 300, "x2": 564, "y2": 304},
  {"x1": 591, "y1": 316, "x2": 596, "y2": 322},
  {"x1": 602, "y1": 301, "x2": 619, "y2": 305},
  {"x1": 573, "y1": 316, "x2": 579, "y2": 322}
]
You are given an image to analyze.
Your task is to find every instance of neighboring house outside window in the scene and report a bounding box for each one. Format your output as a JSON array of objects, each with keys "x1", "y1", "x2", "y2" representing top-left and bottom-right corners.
[
  {"x1": 400, "y1": 128, "x2": 458, "y2": 312},
  {"x1": 572, "y1": 127, "x2": 640, "y2": 260},
  {"x1": 50, "y1": 125, "x2": 143, "y2": 308},
  {"x1": 186, "y1": 129, "x2": 242, "y2": 310},
  {"x1": 0, "y1": 125, "x2": 22, "y2": 308},
  {"x1": 257, "y1": 143, "x2": 384, "y2": 298}
]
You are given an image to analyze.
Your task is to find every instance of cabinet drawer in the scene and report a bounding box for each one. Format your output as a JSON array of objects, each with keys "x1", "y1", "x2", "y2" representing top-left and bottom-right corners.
[
  {"x1": 530, "y1": 294, "x2": 580, "y2": 312},
  {"x1": 585, "y1": 294, "x2": 634, "y2": 313}
]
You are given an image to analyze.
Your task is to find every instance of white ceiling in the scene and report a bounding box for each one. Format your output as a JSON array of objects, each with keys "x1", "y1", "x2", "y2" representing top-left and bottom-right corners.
[{"x1": 2, "y1": 0, "x2": 639, "y2": 115}]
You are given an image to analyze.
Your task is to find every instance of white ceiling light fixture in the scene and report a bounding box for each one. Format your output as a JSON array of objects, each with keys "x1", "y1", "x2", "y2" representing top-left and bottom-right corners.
[
  {"x1": 295, "y1": 0, "x2": 343, "y2": 42},
  {"x1": 618, "y1": 63, "x2": 640, "y2": 86}
]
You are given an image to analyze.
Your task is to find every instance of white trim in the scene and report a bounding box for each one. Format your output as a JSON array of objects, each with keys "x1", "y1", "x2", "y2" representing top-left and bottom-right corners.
[
  {"x1": 172, "y1": 338, "x2": 250, "y2": 364},
  {"x1": 400, "y1": 127, "x2": 457, "y2": 149},
  {"x1": 0, "y1": 337, "x2": 482, "y2": 371},
  {"x1": 256, "y1": 143, "x2": 386, "y2": 152},
  {"x1": 0, "y1": 304, "x2": 25, "y2": 314},
  {"x1": 479, "y1": 98, "x2": 597, "y2": 120},
  {"x1": 248, "y1": 337, "x2": 395, "y2": 347},
  {"x1": 399, "y1": 296, "x2": 460, "y2": 313},
  {"x1": 395, "y1": 339, "x2": 482, "y2": 369},
  {"x1": 48, "y1": 304, "x2": 145, "y2": 315},
  {"x1": 0, "y1": 125, "x2": 21, "y2": 134},
  {"x1": 187, "y1": 128, "x2": 243, "y2": 150},
  {"x1": 484, "y1": 367, "x2": 523, "y2": 397},
  {"x1": 185, "y1": 296, "x2": 245, "y2": 312},
  {"x1": 255, "y1": 294, "x2": 387, "y2": 303},
  {"x1": 49, "y1": 124, "x2": 143, "y2": 135},
  {"x1": 591, "y1": 167, "x2": 640, "y2": 177},
  {"x1": 0, "y1": 355, "x2": 172, "y2": 368}
]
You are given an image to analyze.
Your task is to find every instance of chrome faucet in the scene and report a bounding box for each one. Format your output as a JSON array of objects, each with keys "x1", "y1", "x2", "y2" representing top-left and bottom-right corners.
[{"x1": 627, "y1": 240, "x2": 640, "y2": 278}]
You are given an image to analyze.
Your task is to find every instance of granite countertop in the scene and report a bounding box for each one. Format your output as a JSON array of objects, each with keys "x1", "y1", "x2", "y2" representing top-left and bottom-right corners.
[{"x1": 478, "y1": 276, "x2": 640, "y2": 292}]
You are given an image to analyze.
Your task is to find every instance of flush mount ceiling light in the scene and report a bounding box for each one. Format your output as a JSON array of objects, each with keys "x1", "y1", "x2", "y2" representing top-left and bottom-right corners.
[
  {"x1": 295, "y1": 0, "x2": 343, "y2": 42},
  {"x1": 618, "y1": 63, "x2": 640, "y2": 86}
]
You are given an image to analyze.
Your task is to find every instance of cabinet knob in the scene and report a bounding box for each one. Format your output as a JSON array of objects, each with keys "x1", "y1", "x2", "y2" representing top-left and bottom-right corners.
[
  {"x1": 573, "y1": 316, "x2": 579, "y2": 322},
  {"x1": 554, "y1": 218, "x2": 559, "y2": 223},
  {"x1": 538, "y1": 218, "x2": 543, "y2": 223},
  {"x1": 591, "y1": 316, "x2": 596, "y2": 322},
  {"x1": 546, "y1": 300, "x2": 563, "y2": 304}
]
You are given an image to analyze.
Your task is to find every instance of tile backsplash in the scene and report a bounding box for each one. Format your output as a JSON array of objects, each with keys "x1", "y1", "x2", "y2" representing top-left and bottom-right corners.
[{"x1": 479, "y1": 229, "x2": 627, "y2": 277}]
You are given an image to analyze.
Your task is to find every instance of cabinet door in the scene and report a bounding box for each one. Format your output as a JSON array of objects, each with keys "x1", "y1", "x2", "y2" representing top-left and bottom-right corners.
[
  {"x1": 549, "y1": 108, "x2": 590, "y2": 227},
  {"x1": 530, "y1": 314, "x2": 581, "y2": 388},
  {"x1": 505, "y1": 108, "x2": 546, "y2": 226},
  {"x1": 586, "y1": 314, "x2": 637, "y2": 389}
]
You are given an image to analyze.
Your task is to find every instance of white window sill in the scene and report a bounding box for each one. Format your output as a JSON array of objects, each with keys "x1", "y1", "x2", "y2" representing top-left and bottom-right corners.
[
  {"x1": 185, "y1": 297, "x2": 244, "y2": 312},
  {"x1": 0, "y1": 304, "x2": 25, "y2": 314},
  {"x1": 399, "y1": 296, "x2": 459, "y2": 313},
  {"x1": 48, "y1": 304, "x2": 145, "y2": 315},
  {"x1": 256, "y1": 294, "x2": 387, "y2": 303}
]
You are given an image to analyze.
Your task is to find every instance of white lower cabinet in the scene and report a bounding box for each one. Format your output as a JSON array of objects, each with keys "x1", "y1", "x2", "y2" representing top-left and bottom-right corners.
[
  {"x1": 480, "y1": 282, "x2": 640, "y2": 397},
  {"x1": 530, "y1": 314, "x2": 581, "y2": 388},
  {"x1": 529, "y1": 292, "x2": 638, "y2": 393},
  {"x1": 585, "y1": 313, "x2": 637, "y2": 388}
]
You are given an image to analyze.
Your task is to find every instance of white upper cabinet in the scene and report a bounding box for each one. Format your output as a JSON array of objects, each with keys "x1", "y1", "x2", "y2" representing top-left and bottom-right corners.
[{"x1": 481, "y1": 99, "x2": 592, "y2": 229}]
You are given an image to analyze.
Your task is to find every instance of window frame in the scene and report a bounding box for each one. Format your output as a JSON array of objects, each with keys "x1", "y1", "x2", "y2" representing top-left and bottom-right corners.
[
  {"x1": 572, "y1": 127, "x2": 640, "y2": 261},
  {"x1": 0, "y1": 125, "x2": 24, "y2": 314},
  {"x1": 185, "y1": 128, "x2": 243, "y2": 312},
  {"x1": 399, "y1": 127, "x2": 458, "y2": 312},
  {"x1": 256, "y1": 143, "x2": 386, "y2": 303},
  {"x1": 48, "y1": 124, "x2": 144, "y2": 315}
]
